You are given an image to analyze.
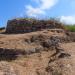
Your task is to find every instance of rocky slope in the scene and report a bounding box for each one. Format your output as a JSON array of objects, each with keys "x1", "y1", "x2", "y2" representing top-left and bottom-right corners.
[{"x1": 0, "y1": 29, "x2": 75, "y2": 75}]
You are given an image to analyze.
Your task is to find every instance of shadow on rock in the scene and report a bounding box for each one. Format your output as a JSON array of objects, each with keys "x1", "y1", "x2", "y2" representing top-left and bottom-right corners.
[{"x1": 0, "y1": 48, "x2": 26, "y2": 61}]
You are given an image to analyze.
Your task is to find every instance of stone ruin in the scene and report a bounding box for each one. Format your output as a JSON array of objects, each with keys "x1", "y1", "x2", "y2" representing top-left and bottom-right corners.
[{"x1": 6, "y1": 18, "x2": 65, "y2": 33}]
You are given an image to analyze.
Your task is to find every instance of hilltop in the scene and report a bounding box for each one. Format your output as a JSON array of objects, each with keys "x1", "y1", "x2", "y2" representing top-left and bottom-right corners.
[{"x1": 6, "y1": 18, "x2": 64, "y2": 33}]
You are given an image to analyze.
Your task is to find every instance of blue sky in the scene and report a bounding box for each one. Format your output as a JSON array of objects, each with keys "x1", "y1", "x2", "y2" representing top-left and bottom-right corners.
[{"x1": 0, "y1": 0, "x2": 75, "y2": 27}]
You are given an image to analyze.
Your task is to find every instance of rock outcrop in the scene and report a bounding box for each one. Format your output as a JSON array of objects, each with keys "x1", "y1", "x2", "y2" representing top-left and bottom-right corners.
[
  {"x1": 0, "y1": 26, "x2": 75, "y2": 75},
  {"x1": 0, "y1": 29, "x2": 70, "y2": 60},
  {"x1": 6, "y1": 18, "x2": 64, "y2": 33}
]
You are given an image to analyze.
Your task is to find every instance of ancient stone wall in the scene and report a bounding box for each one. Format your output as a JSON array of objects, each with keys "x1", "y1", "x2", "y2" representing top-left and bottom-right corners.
[{"x1": 6, "y1": 18, "x2": 65, "y2": 33}]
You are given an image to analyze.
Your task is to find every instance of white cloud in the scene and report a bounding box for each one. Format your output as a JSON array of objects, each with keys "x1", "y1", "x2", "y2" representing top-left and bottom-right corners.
[
  {"x1": 25, "y1": 0, "x2": 58, "y2": 17},
  {"x1": 60, "y1": 16, "x2": 75, "y2": 25},
  {"x1": 40, "y1": 0, "x2": 58, "y2": 10},
  {"x1": 26, "y1": 5, "x2": 45, "y2": 17}
]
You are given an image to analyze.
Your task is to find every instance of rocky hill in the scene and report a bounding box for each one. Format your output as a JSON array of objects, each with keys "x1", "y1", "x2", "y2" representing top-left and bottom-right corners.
[
  {"x1": 0, "y1": 18, "x2": 75, "y2": 75},
  {"x1": 6, "y1": 18, "x2": 64, "y2": 33},
  {"x1": 0, "y1": 28, "x2": 75, "y2": 75}
]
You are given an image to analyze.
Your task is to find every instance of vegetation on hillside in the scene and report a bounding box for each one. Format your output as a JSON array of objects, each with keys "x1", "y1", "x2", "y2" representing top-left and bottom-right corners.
[
  {"x1": 65, "y1": 25, "x2": 75, "y2": 32},
  {"x1": 1, "y1": 17, "x2": 75, "y2": 33}
]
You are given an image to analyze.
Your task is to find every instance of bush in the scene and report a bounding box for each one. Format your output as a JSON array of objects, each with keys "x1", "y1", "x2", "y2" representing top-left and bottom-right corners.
[{"x1": 65, "y1": 25, "x2": 75, "y2": 32}]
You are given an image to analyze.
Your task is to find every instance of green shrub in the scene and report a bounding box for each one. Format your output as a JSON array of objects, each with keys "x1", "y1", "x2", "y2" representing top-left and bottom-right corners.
[{"x1": 65, "y1": 25, "x2": 75, "y2": 32}]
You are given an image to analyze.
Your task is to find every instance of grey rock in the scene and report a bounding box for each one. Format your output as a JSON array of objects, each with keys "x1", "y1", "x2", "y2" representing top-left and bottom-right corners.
[{"x1": 42, "y1": 40, "x2": 52, "y2": 48}]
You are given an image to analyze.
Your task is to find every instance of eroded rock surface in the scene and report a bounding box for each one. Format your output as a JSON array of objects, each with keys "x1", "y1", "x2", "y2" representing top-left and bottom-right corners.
[{"x1": 0, "y1": 29, "x2": 74, "y2": 75}]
